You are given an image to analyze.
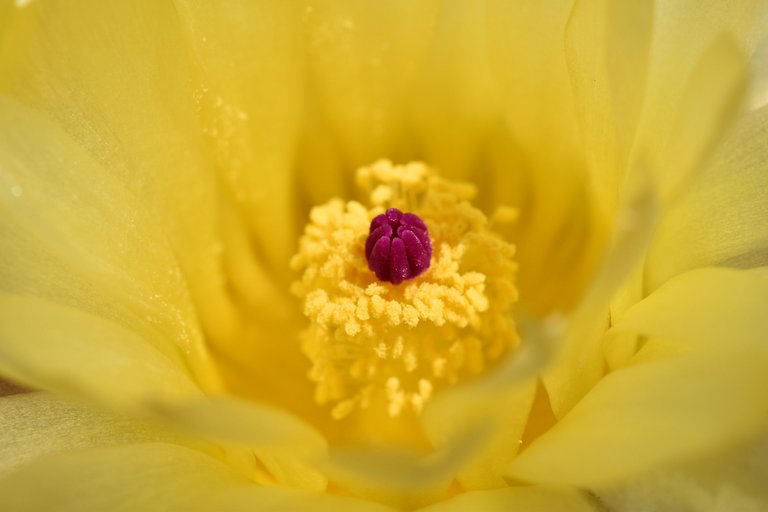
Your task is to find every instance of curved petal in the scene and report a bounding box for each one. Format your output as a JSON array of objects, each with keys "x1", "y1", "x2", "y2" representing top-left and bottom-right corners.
[
  {"x1": 596, "y1": 431, "x2": 768, "y2": 512},
  {"x1": 150, "y1": 395, "x2": 328, "y2": 490},
  {"x1": 486, "y1": 0, "x2": 608, "y2": 314},
  {"x1": 645, "y1": 107, "x2": 768, "y2": 291},
  {"x1": 173, "y1": 0, "x2": 305, "y2": 285},
  {"x1": 0, "y1": 392, "x2": 187, "y2": 475},
  {"x1": 610, "y1": 267, "x2": 768, "y2": 351},
  {"x1": 542, "y1": 181, "x2": 659, "y2": 417},
  {"x1": 0, "y1": 295, "x2": 202, "y2": 408},
  {"x1": 632, "y1": 0, "x2": 766, "y2": 201},
  {"x1": 565, "y1": 0, "x2": 654, "y2": 211},
  {"x1": 0, "y1": 96, "x2": 216, "y2": 387},
  {"x1": 508, "y1": 347, "x2": 768, "y2": 487},
  {"x1": 302, "y1": 0, "x2": 441, "y2": 168},
  {"x1": 0, "y1": 0, "x2": 241, "y2": 351},
  {"x1": 0, "y1": 442, "x2": 239, "y2": 512},
  {"x1": 407, "y1": 1, "x2": 503, "y2": 182},
  {"x1": 416, "y1": 485, "x2": 597, "y2": 512}
]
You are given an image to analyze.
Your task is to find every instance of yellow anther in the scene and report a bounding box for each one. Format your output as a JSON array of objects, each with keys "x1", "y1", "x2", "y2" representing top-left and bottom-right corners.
[{"x1": 291, "y1": 160, "x2": 519, "y2": 419}]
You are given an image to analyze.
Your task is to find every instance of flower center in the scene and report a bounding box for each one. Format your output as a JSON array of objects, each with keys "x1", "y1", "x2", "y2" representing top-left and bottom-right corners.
[
  {"x1": 291, "y1": 161, "x2": 519, "y2": 420},
  {"x1": 366, "y1": 208, "x2": 432, "y2": 284}
]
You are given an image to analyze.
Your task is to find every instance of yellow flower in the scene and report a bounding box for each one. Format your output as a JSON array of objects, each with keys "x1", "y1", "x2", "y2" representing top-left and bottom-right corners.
[{"x1": 1, "y1": 1, "x2": 768, "y2": 511}]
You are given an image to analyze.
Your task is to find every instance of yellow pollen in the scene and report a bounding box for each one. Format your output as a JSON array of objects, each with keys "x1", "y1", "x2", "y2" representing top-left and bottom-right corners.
[{"x1": 290, "y1": 160, "x2": 519, "y2": 420}]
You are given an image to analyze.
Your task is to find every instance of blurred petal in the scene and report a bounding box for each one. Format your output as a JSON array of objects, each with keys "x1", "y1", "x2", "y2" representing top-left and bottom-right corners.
[
  {"x1": 421, "y1": 371, "x2": 537, "y2": 490},
  {"x1": 0, "y1": 442, "x2": 236, "y2": 512},
  {"x1": 0, "y1": 295, "x2": 202, "y2": 408},
  {"x1": 303, "y1": 0, "x2": 440, "y2": 166},
  {"x1": 646, "y1": 35, "x2": 746, "y2": 200},
  {"x1": 565, "y1": 0, "x2": 654, "y2": 211},
  {"x1": 173, "y1": 0, "x2": 305, "y2": 284},
  {"x1": 486, "y1": 0, "x2": 580, "y2": 162},
  {"x1": 151, "y1": 395, "x2": 328, "y2": 490},
  {"x1": 0, "y1": 95, "x2": 215, "y2": 386},
  {"x1": 0, "y1": 442, "x2": 387, "y2": 512},
  {"x1": 645, "y1": 107, "x2": 768, "y2": 290},
  {"x1": 408, "y1": 0, "x2": 502, "y2": 181},
  {"x1": 508, "y1": 347, "x2": 768, "y2": 486},
  {"x1": 634, "y1": 0, "x2": 766, "y2": 200},
  {"x1": 0, "y1": 392, "x2": 184, "y2": 475},
  {"x1": 597, "y1": 432, "x2": 768, "y2": 512},
  {"x1": 0, "y1": 0, "x2": 240, "y2": 349},
  {"x1": 417, "y1": 485, "x2": 597, "y2": 512},
  {"x1": 543, "y1": 181, "x2": 658, "y2": 417},
  {"x1": 418, "y1": 312, "x2": 564, "y2": 491},
  {"x1": 487, "y1": 0, "x2": 606, "y2": 314},
  {"x1": 192, "y1": 487, "x2": 396, "y2": 512}
]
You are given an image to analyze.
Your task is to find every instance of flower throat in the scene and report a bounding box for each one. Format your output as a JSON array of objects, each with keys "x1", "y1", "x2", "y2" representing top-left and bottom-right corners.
[{"x1": 291, "y1": 161, "x2": 519, "y2": 420}]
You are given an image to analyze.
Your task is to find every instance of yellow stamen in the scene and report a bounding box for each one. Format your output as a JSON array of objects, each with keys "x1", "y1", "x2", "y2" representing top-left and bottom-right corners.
[{"x1": 291, "y1": 160, "x2": 519, "y2": 420}]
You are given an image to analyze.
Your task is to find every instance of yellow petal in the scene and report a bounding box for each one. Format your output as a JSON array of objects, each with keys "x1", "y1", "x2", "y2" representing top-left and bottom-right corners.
[
  {"x1": 150, "y1": 395, "x2": 328, "y2": 490},
  {"x1": 0, "y1": 392, "x2": 185, "y2": 475},
  {"x1": 565, "y1": 0, "x2": 654, "y2": 212},
  {"x1": 0, "y1": 443, "x2": 239, "y2": 512},
  {"x1": 416, "y1": 485, "x2": 597, "y2": 512},
  {"x1": 486, "y1": 0, "x2": 580, "y2": 162},
  {"x1": 173, "y1": 0, "x2": 305, "y2": 284},
  {"x1": 597, "y1": 431, "x2": 768, "y2": 512},
  {"x1": 542, "y1": 181, "x2": 659, "y2": 417},
  {"x1": 0, "y1": 96, "x2": 217, "y2": 388},
  {"x1": 407, "y1": 1, "x2": 502, "y2": 181},
  {"x1": 0, "y1": 441, "x2": 390, "y2": 512},
  {"x1": 609, "y1": 267, "x2": 768, "y2": 351},
  {"x1": 487, "y1": 0, "x2": 608, "y2": 314},
  {"x1": 191, "y1": 487, "x2": 396, "y2": 512},
  {"x1": 645, "y1": 106, "x2": 768, "y2": 290},
  {"x1": 644, "y1": 35, "x2": 747, "y2": 201},
  {"x1": 302, "y1": 0, "x2": 441, "y2": 166},
  {"x1": 418, "y1": 313, "x2": 564, "y2": 491},
  {"x1": 631, "y1": 0, "x2": 768, "y2": 202},
  {"x1": 0, "y1": 0, "x2": 240, "y2": 349},
  {"x1": 0, "y1": 295, "x2": 202, "y2": 408},
  {"x1": 421, "y1": 375, "x2": 537, "y2": 490},
  {"x1": 508, "y1": 347, "x2": 768, "y2": 486}
]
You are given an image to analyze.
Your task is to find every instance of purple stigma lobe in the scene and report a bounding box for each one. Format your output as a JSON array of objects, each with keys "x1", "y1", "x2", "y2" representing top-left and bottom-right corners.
[{"x1": 365, "y1": 208, "x2": 432, "y2": 284}]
